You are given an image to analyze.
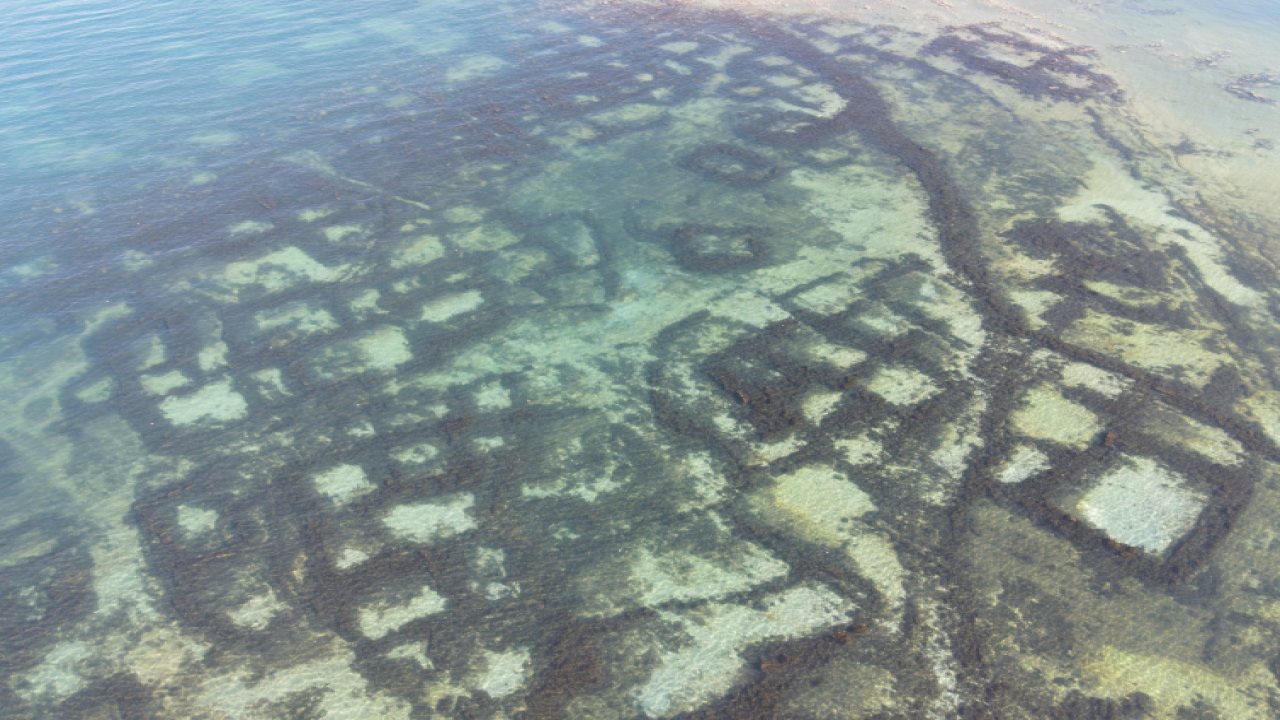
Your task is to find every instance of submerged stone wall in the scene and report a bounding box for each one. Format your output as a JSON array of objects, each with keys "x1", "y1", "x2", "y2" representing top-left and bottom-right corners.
[{"x1": 4, "y1": 3, "x2": 1280, "y2": 718}]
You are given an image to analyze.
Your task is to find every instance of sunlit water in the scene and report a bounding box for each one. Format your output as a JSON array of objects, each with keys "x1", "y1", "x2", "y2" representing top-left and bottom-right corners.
[{"x1": 3, "y1": 1, "x2": 1280, "y2": 718}]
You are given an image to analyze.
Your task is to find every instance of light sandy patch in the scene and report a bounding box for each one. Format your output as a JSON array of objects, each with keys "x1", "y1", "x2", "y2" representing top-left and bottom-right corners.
[
  {"x1": 176, "y1": 505, "x2": 218, "y2": 537},
  {"x1": 336, "y1": 547, "x2": 371, "y2": 570},
  {"x1": 660, "y1": 41, "x2": 699, "y2": 54},
  {"x1": 452, "y1": 223, "x2": 519, "y2": 252},
  {"x1": 323, "y1": 224, "x2": 364, "y2": 243},
  {"x1": 1076, "y1": 456, "x2": 1207, "y2": 554},
  {"x1": 227, "y1": 591, "x2": 287, "y2": 631},
  {"x1": 472, "y1": 647, "x2": 531, "y2": 699},
  {"x1": 997, "y1": 445, "x2": 1051, "y2": 484},
  {"x1": 475, "y1": 381, "x2": 511, "y2": 410},
  {"x1": 634, "y1": 584, "x2": 854, "y2": 718},
  {"x1": 221, "y1": 246, "x2": 346, "y2": 293},
  {"x1": 421, "y1": 290, "x2": 485, "y2": 323},
  {"x1": 834, "y1": 432, "x2": 882, "y2": 465},
  {"x1": 218, "y1": 59, "x2": 286, "y2": 86},
  {"x1": 358, "y1": 326, "x2": 413, "y2": 371},
  {"x1": 383, "y1": 494, "x2": 477, "y2": 543},
  {"x1": 792, "y1": 277, "x2": 860, "y2": 315},
  {"x1": 765, "y1": 464, "x2": 876, "y2": 545},
  {"x1": 297, "y1": 207, "x2": 335, "y2": 222},
  {"x1": 358, "y1": 586, "x2": 448, "y2": 640},
  {"x1": 627, "y1": 544, "x2": 789, "y2": 608},
  {"x1": 865, "y1": 365, "x2": 939, "y2": 406},
  {"x1": 391, "y1": 234, "x2": 446, "y2": 268},
  {"x1": 141, "y1": 370, "x2": 191, "y2": 396},
  {"x1": 313, "y1": 464, "x2": 375, "y2": 506},
  {"x1": 845, "y1": 534, "x2": 906, "y2": 611},
  {"x1": 1060, "y1": 362, "x2": 1130, "y2": 398},
  {"x1": 227, "y1": 220, "x2": 272, "y2": 237},
  {"x1": 801, "y1": 338, "x2": 867, "y2": 369},
  {"x1": 802, "y1": 388, "x2": 844, "y2": 424},
  {"x1": 1011, "y1": 385, "x2": 1101, "y2": 449},
  {"x1": 160, "y1": 379, "x2": 247, "y2": 426},
  {"x1": 391, "y1": 441, "x2": 440, "y2": 466}
]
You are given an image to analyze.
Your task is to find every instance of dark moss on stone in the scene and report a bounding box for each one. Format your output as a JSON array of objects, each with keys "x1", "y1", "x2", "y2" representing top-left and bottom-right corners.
[
  {"x1": 670, "y1": 224, "x2": 772, "y2": 273},
  {"x1": 0, "y1": 520, "x2": 96, "y2": 673},
  {"x1": 924, "y1": 23, "x2": 1123, "y2": 103},
  {"x1": 56, "y1": 672, "x2": 158, "y2": 720},
  {"x1": 679, "y1": 142, "x2": 780, "y2": 187}
]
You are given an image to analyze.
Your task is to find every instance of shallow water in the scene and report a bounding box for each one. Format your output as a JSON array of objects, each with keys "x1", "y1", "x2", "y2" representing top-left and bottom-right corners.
[{"x1": 3, "y1": 0, "x2": 1280, "y2": 717}]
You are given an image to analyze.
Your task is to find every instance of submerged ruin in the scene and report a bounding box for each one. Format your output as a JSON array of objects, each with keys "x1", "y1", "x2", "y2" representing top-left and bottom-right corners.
[{"x1": 2, "y1": 1, "x2": 1280, "y2": 717}]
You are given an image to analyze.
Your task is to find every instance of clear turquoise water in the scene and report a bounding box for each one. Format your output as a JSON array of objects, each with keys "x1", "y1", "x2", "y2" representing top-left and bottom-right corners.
[
  {"x1": 3, "y1": 1, "x2": 1280, "y2": 718},
  {"x1": 1, "y1": 0, "x2": 509, "y2": 298}
]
